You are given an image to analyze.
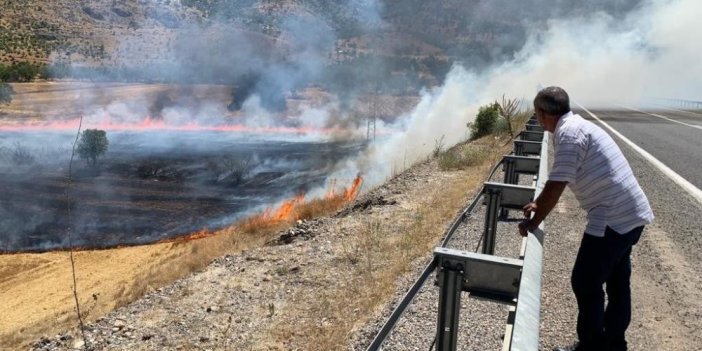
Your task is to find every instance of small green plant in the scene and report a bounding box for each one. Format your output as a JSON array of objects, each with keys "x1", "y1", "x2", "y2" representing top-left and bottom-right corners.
[
  {"x1": 432, "y1": 135, "x2": 445, "y2": 157},
  {"x1": 469, "y1": 102, "x2": 501, "y2": 140},
  {"x1": 267, "y1": 302, "x2": 275, "y2": 317}
]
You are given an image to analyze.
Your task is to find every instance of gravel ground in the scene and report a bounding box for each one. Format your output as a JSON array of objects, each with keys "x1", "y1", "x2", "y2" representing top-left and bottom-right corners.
[{"x1": 353, "y1": 127, "x2": 702, "y2": 351}]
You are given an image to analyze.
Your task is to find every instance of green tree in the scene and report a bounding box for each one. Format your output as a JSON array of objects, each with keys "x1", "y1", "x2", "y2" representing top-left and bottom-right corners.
[
  {"x1": 469, "y1": 102, "x2": 501, "y2": 139},
  {"x1": 76, "y1": 129, "x2": 109, "y2": 167},
  {"x1": 0, "y1": 82, "x2": 14, "y2": 104}
]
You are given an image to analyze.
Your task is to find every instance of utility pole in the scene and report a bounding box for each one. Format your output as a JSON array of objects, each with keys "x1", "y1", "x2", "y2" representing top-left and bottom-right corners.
[{"x1": 366, "y1": 86, "x2": 379, "y2": 142}]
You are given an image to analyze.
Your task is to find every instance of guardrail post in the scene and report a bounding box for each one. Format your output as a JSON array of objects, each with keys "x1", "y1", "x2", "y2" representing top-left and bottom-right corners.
[
  {"x1": 436, "y1": 260, "x2": 465, "y2": 351},
  {"x1": 482, "y1": 187, "x2": 501, "y2": 255},
  {"x1": 503, "y1": 158, "x2": 516, "y2": 185},
  {"x1": 501, "y1": 160, "x2": 515, "y2": 219}
]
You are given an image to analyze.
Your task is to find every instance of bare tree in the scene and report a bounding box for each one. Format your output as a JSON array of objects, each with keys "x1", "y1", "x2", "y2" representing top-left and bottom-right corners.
[{"x1": 497, "y1": 94, "x2": 522, "y2": 138}]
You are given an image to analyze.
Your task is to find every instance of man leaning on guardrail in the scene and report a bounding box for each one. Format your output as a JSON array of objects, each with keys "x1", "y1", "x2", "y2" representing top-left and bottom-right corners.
[{"x1": 517, "y1": 87, "x2": 654, "y2": 351}]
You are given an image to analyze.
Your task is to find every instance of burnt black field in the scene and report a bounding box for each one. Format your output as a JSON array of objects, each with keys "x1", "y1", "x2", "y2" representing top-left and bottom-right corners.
[{"x1": 0, "y1": 131, "x2": 364, "y2": 252}]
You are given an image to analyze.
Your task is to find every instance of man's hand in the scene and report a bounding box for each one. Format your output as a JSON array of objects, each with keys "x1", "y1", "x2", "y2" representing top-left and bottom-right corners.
[
  {"x1": 519, "y1": 202, "x2": 539, "y2": 236},
  {"x1": 518, "y1": 219, "x2": 537, "y2": 237},
  {"x1": 517, "y1": 181, "x2": 566, "y2": 237},
  {"x1": 523, "y1": 201, "x2": 537, "y2": 218}
]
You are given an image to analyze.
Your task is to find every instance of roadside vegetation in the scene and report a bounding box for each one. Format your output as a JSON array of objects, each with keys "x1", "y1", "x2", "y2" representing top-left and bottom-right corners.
[
  {"x1": 438, "y1": 96, "x2": 532, "y2": 172},
  {"x1": 439, "y1": 143, "x2": 492, "y2": 170}
]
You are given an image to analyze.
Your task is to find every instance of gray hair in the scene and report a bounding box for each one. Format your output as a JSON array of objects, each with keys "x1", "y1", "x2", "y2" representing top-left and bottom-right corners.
[{"x1": 534, "y1": 86, "x2": 570, "y2": 116}]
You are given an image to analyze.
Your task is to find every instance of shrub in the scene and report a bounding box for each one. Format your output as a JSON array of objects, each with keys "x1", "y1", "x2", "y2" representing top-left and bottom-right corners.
[
  {"x1": 9, "y1": 142, "x2": 35, "y2": 166},
  {"x1": 207, "y1": 156, "x2": 252, "y2": 186},
  {"x1": 0, "y1": 82, "x2": 14, "y2": 104},
  {"x1": 469, "y1": 102, "x2": 501, "y2": 139}
]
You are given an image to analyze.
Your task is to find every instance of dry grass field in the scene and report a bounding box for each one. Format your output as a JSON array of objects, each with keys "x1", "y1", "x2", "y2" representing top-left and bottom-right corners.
[{"x1": 0, "y1": 175, "x2": 364, "y2": 349}]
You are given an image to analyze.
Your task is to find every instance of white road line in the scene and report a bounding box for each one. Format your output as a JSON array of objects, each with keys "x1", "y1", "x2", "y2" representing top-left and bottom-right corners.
[
  {"x1": 650, "y1": 104, "x2": 702, "y2": 117},
  {"x1": 621, "y1": 106, "x2": 702, "y2": 130},
  {"x1": 577, "y1": 104, "x2": 702, "y2": 205}
]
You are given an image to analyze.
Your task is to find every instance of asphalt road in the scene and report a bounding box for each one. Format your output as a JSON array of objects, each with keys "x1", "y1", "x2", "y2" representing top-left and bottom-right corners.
[{"x1": 579, "y1": 108, "x2": 702, "y2": 189}]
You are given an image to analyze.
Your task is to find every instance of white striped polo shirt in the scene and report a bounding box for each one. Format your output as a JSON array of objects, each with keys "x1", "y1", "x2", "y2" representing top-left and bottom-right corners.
[{"x1": 549, "y1": 111, "x2": 654, "y2": 237}]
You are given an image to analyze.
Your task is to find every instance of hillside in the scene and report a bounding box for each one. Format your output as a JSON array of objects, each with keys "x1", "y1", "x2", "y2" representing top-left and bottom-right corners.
[{"x1": 0, "y1": 0, "x2": 643, "y2": 91}]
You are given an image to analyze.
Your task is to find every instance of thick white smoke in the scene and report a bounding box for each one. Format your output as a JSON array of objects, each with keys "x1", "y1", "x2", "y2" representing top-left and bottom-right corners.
[
  {"x1": 481, "y1": 0, "x2": 701, "y2": 104},
  {"x1": 346, "y1": 0, "x2": 701, "y2": 189}
]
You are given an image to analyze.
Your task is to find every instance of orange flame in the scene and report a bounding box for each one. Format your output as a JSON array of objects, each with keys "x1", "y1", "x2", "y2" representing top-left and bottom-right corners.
[
  {"x1": 263, "y1": 193, "x2": 306, "y2": 222},
  {"x1": 0, "y1": 116, "x2": 343, "y2": 135},
  {"x1": 0, "y1": 175, "x2": 365, "y2": 254},
  {"x1": 343, "y1": 175, "x2": 363, "y2": 202},
  {"x1": 239, "y1": 175, "x2": 363, "y2": 235}
]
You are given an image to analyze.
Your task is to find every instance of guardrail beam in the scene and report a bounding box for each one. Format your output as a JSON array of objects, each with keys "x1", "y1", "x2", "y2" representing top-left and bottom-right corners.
[
  {"x1": 501, "y1": 155, "x2": 541, "y2": 218},
  {"x1": 525, "y1": 124, "x2": 544, "y2": 132},
  {"x1": 513, "y1": 140, "x2": 542, "y2": 156},
  {"x1": 502, "y1": 155, "x2": 541, "y2": 184},
  {"x1": 482, "y1": 182, "x2": 536, "y2": 255},
  {"x1": 518, "y1": 131, "x2": 544, "y2": 142}
]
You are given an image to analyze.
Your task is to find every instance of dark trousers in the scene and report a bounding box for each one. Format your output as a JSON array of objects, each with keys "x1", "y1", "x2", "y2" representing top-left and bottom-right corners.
[{"x1": 571, "y1": 225, "x2": 643, "y2": 351}]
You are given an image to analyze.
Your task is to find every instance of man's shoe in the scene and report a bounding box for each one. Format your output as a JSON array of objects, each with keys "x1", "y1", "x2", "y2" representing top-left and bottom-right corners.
[{"x1": 553, "y1": 342, "x2": 580, "y2": 351}]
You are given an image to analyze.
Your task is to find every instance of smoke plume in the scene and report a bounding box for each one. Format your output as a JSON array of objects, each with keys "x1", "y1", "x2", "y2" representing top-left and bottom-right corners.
[{"x1": 351, "y1": 0, "x2": 701, "y2": 186}]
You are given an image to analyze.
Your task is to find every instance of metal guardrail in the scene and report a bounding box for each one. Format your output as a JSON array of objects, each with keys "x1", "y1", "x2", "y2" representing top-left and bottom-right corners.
[
  {"x1": 364, "y1": 160, "x2": 504, "y2": 351},
  {"x1": 508, "y1": 131, "x2": 549, "y2": 351},
  {"x1": 434, "y1": 128, "x2": 548, "y2": 351},
  {"x1": 657, "y1": 98, "x2": 702, "y2": 110},
  {"x1": 366, "y1": 118, "x2": 550, "y2": 351},
  {"x1": 513, "y1": 140, "x2": 542, "y2": 156}
]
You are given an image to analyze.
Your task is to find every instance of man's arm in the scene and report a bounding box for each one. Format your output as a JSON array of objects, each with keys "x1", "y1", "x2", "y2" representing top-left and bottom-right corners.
[{"x1": 518, "y1": 180, "x2": 567, "y2": 236}]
